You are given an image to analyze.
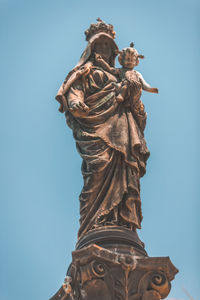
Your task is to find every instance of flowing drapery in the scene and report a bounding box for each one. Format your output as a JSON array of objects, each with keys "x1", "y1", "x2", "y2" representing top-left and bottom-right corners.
[{"x1": 64, "y1": 66, "x2": 150, "y2": 238}]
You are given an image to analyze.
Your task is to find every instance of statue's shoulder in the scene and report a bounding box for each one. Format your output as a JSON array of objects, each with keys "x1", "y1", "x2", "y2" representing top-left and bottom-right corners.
[{"x1": 60, "y1": 62, "x2": 94, "y2": 96}]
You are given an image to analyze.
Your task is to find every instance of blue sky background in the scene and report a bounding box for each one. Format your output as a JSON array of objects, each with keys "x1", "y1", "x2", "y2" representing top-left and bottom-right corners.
[{"x1": 0, "y1": 0, "x2": 199, "y2": 299}]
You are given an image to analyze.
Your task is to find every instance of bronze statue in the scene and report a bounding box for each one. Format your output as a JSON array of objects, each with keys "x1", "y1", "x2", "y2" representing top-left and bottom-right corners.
[
  {"x1": 55, "y1": 18, "x2": 159, "y2": 238},
  {"x1": 51, "y1": 19, "x2": 178, "y2": 300}
]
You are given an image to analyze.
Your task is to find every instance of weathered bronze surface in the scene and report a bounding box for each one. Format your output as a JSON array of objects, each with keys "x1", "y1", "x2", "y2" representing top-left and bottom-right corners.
[
  {"x1": 51, "y1": 19, "x2": 178, "y2": 300},
  {"x1": 50, "y1": 243, "x2": 178, "y2": 300}
]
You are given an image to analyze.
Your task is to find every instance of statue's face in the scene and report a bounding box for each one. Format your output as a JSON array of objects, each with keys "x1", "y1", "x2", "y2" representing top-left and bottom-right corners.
[
  {"x1": 93, "y1": 36, "x2": 112, "y2": 63},
  {"x1": 121, "y1": 51, "x2": 139, "y2": 69}
]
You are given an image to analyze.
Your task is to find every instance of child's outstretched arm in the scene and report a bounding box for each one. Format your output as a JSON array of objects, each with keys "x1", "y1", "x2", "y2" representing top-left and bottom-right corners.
[
  {"x1": 94, "y1": 53, "x2": 119, "y2": 75},
  {"x1": 136, "y1": 71, "x2": 158, "y2": 93}
]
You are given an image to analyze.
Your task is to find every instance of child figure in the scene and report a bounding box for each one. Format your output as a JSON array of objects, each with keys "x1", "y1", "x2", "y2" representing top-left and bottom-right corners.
[{"x1": 94, "y1": 43, "x2": 158, "y2": 130}]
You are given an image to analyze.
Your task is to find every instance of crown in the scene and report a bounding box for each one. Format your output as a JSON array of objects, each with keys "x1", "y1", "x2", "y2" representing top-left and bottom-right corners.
[
  {"x1": 119, "y1": 42, "x2": 145, "y2": 59},
  {"x1": 85, "y1": 18, "x2": 116, "y2": 41}
]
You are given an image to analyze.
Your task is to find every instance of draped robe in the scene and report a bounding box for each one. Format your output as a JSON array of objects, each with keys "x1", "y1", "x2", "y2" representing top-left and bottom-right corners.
[{"x1": 65, "y1": 64, "x2": 150, "y2": 238}]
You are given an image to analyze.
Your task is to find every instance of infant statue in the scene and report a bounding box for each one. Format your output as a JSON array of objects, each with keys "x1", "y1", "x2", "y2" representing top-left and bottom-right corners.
[{"x1": 95, "y1": 42, "x2": 158, "y2": 122}]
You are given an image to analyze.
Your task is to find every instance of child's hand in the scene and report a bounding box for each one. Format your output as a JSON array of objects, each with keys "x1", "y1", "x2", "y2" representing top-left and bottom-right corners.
[
  {"x1": 95, "y1": 52, "x2": 104, "y2": 62},
  {"x1": 148, "y1": 87, "x2": 159, "y2": 94}
]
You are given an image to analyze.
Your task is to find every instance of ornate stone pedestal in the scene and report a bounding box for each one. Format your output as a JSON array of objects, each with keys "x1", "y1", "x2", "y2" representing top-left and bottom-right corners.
[{"x1": 50, "y1": 227, "x2": 178, "y2": 300}]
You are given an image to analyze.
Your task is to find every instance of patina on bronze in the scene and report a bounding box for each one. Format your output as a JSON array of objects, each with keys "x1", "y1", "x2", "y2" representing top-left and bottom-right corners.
[{"x1": 51, "y1": 19, "x2": 178, "y2": 300}]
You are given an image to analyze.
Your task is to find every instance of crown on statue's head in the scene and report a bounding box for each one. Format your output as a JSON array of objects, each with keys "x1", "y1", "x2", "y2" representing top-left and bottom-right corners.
[{"x1": 85, "y1": 18, "x2": 116, "y2": 41}]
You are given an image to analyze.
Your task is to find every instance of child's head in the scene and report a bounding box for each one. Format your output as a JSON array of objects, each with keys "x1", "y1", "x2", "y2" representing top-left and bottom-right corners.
[{"x1": 118, "y1": 43, "x2": 144, "y2": 69}]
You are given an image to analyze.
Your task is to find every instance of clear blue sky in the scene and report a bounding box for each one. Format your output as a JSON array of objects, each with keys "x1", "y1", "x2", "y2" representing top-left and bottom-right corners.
[{"x1": 1, "y1": 0, "x2": 199, "y2": 299}]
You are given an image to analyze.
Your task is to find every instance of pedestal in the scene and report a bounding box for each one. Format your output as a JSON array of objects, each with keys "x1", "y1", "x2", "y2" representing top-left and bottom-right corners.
[{"x1": 50, "y1": 227, "x2": 178, "y2": 300}]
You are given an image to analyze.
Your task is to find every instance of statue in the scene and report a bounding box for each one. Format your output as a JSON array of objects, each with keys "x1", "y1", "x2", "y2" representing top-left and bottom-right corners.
[
  {"x1": 51, "y1": 19, "x2": 178, "y2": 300},
  {"x1": 55, "y1": 18, "x2": 159, "y2": 238}
]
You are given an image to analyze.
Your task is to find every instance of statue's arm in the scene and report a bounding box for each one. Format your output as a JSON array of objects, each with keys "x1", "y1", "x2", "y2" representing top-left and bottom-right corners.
[
  {"x1": 95, "y1": 53, "x2": 119, "y2": 75},
  {"x1": 136, "y1": 71, "x2": 158, "y2": 94},
  {"x1": 55, "y1": 62, "x2": 92, "y2": 113},
  {"x1": 67, "y1": 81, "x2": 89, "y2": 117}
]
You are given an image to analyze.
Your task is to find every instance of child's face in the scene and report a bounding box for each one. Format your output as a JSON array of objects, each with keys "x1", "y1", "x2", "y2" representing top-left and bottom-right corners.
[{"x1": 122, "y1": 51, "x2": 138, "y2": 69}]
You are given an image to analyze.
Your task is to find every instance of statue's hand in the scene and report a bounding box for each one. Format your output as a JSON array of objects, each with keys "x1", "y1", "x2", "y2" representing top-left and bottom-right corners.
[
  {"x1": 69, "y1": 100, "x2": 89, "y2": 117},
  {"x1": 94, "y1": 53, "x2": 107, "y2": 67},
  {"x1": 95, "y1": 52, "x2": 103, "y2": 62},
  {"x1": 79, "y1": 64, "x2": 91, "y2": 78},
  {"x1": 147, "y1": 87, "x2": 159, "y2": 94},
  {"x1": 70, "y1": 100, "x2": 89, "y2": 112}
]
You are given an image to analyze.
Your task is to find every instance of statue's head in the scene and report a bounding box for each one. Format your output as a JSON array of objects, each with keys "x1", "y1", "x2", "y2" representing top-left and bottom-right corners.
[
  {"x1": 118, "y1": 43, "x2": 144, "y2": 69},
  {"x1": 92, "y1": 35, "x2": 116, "y2": 64},
  {"x1": 76, "y1": 19, "x2": 118, "y2": 68}
]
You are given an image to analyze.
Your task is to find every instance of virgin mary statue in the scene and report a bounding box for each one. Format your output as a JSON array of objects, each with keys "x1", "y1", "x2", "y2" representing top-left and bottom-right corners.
[{"x1": 55, "y1": 19, "x2": 150, "y2": 239}]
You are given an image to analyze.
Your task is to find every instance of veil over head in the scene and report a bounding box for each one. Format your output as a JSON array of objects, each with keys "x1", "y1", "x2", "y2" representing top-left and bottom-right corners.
[
  {"x1": 76, "y1": 32, "x2": 118, "y2": 68},
  {"x1": 55, "y1": 32, "x2": 118, "y2": 106}
]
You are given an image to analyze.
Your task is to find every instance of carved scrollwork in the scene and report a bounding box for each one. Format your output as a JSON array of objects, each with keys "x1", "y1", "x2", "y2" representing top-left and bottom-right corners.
[
  {"x1": 50, "y1": 245, "x2": 178, "y2": 300},
  {"x1": 79, "y1": 260, "x2": 107, "y2": 287},
  {"x1": 150, "y1": 272, "x2": 170, "y2": 298},
  {"x1": 91, "y1": 261, "x2": 106, "y2": 277},
  {"x1": 138, "y1": 271, "x2": 171, "y2": 300}
]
